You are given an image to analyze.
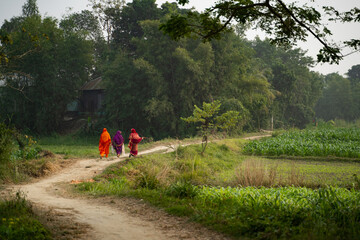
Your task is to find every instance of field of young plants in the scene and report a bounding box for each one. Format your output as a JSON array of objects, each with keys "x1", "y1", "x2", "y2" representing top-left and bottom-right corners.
[
  {"x1": 243, "y1": 127, "x2": 360, "y2": 158},
  {"x1": 193, "y1": 186, "x2": 360, "y2": 239}
]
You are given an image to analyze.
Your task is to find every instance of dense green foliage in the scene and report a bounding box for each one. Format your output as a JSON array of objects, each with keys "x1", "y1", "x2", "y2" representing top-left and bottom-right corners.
[
  {"x1": 3, "y1": 0, "x2": 357, "y2": 139},
  {"x1": 76, "y1": 137, "x2": 360, "y2": 239},
  {"x1": 0, "y1": 192, "x2": 52, "y2": 240},
  {"x1": 0, "y1": 0, "x2": 359, "y2": 144},
  {"x1": 316, "y1": 68, "x2": 360, "y2": 121},
  {"x1": 0, "y1": 2, "x2": 93, "y2": 133},
  {"x1": 244, "y1": 127, "x2": 360, "y2": 158},
  {"x1": 0, "y1": 122, "x2": 46, "y2": 184}
]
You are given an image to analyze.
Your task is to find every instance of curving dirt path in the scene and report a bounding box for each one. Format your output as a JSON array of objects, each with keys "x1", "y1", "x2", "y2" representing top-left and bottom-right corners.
[
  {"x1": 7, "y1": 136, "x2": 270, "y2": 239},
  {"x1": 6, "y1": 145, "x2": 231, "y2": 240}
]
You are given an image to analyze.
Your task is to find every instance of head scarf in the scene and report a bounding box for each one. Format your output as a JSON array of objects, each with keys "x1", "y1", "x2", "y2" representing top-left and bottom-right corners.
[
  {"x1": 113, "y1": 130, "x2": 124, "y2": 145},
  {"x1": 100, "y1": 128, "x2": 111, "y2": 143},
  {"x1": 131, "y1": 128, "x2": 136, "y2": 133}
]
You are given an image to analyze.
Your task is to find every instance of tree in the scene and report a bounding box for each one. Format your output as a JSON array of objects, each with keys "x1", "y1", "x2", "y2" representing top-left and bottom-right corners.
[
  {"x1": 1, "y1": 14, "x2": 93, "y2": 133},
  {"x1": 182, "y1": 100, "x2": 244, "y2": 153},
  {"x1": 347, "y1": 65, "x2": 360, "y2": 119},
  {"x1": 133, "y1": 19, "x2": 216, "y2": 137},
  {"x1": 315, "y1": 73, "x2": 353, "y2": 121},
  {"x1": 22, "y1": 0, "x2": 39, "y2": 17},
  {"x1": 111, "y1": 0, "x2": 160, "y2": 51},
  {"x1": 160, "y1": 0, "x2": 360, "y2": 64},
  {"x1": 60, "y1": 10, "x2": 103, "y2": 41},
  {"x1": 347, "y1": 64, "x2": 360, "y2": 86},
  {"x1": 252, "y1": 38, "x2": 322, "y2": 128},
  {"x1": 88, "y1": 0, "x2": 126, "y2": 43}
]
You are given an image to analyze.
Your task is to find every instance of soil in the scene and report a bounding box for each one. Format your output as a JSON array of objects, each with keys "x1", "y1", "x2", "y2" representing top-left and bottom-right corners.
[{"x1": 4, "y1": 136, "x2": 270, "y2": 239}]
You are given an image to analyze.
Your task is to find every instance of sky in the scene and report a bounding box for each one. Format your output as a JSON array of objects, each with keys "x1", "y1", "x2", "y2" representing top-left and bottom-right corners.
[{"x1": 0, "y1": 0, "x2": 359, "y2": 76}]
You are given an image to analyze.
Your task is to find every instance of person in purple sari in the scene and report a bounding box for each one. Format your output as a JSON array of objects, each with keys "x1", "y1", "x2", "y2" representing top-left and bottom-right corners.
[{"x1": 112, "y1": 130, "x2": 124, "y2": 157}]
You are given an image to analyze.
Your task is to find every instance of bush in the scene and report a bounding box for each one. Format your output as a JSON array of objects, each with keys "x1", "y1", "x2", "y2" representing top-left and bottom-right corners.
[
  {"x1": 166, "y1": 180, "x2": 199, "y2": 199},
  {"x1": 0, "y1": 122, "x2": 14, "y2": 164}
]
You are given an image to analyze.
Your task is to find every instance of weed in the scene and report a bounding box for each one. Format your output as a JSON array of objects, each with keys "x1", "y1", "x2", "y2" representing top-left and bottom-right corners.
[{"x1": 166, "y1": 180, "x2": 199, "y2": 199}]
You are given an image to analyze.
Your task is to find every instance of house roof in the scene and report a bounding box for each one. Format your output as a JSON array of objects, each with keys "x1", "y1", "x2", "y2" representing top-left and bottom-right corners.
[{"x1": 80, "y1": 77, "x2": 105, "y2": 90}]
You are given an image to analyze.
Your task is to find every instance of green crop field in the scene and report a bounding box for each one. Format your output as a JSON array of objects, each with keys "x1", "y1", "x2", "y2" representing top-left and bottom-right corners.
[{"x1": 243, "y1": 127, "x2": 360, "y2": 158}]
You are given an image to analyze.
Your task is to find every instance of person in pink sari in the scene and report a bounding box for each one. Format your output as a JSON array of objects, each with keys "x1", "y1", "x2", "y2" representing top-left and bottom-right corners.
[{"x1": 128, "y1": 128, "x2": 144, "y2": 157}]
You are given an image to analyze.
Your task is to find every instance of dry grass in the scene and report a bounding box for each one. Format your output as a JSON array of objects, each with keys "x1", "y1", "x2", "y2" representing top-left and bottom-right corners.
[
  {"x1": 234, "y1": 158, "x2": 278, "y2": 187},
  {"x1": 233, "y1": 158, "x2": 306, "y2": 187}
]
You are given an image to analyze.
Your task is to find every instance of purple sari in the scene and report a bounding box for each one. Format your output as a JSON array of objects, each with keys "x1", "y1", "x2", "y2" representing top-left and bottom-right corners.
[{"x1": 112, "y1": 131, "x2": 124, "y2": 155}]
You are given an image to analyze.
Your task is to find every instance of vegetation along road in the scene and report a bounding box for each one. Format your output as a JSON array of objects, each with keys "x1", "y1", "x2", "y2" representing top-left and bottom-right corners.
[{"x1": 7, "y1": 143, "x2": 243, "y2": 240}]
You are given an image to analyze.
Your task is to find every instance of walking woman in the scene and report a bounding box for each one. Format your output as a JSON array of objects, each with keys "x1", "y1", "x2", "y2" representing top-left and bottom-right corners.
[
  {"x1": 99, "y1": 128, "x2": 111, "y2": 159},
  {"x1": 112, "y1": 130, "x2": 124, "y2": 157},
  {"x1": 128, "y1": 128, "x2": 144, "y2": 157}
]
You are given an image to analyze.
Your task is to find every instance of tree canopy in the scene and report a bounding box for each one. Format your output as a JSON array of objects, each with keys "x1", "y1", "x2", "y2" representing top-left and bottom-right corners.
[
  {"x1": 160, "y1": 0, "x2": 360, "y2": 64},
  {"x1": 0, "y1": 0, "x2": 359, "y2": 138}
]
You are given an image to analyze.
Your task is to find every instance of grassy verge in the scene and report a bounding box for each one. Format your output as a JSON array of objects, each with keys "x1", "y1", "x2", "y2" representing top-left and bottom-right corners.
[
  {"x1": 0, "y1": 192, "x2": 52, "y2": 240},
  {"x1": 37, "y1": 135, "x2": 99, "y2": 158},
  {"x1": 74, "y1": 139, "x2": 360, "y2": 239},
  {"x1": 37, "y1": 134, "x2": 201, "y2": 158}
]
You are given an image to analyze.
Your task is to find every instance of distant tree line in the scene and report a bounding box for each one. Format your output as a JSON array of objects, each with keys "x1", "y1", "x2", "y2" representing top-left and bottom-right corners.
[{"x1": 0, "y1": 0, "x2": 359, "y2": 138}]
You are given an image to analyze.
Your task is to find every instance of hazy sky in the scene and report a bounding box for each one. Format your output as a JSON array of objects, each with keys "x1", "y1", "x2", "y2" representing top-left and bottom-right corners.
[{"x1": 1, "y1": 0, "x2": 359, "y2": 76}]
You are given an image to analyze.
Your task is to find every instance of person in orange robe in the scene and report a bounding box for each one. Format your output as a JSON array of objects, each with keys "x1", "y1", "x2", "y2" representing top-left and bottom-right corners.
[
  {"x1": 99, "y1": 128, "x2": 111, "y2": 158},
  {"x1": 128, "y1": 128, "x2": 144, "y2": 157}
]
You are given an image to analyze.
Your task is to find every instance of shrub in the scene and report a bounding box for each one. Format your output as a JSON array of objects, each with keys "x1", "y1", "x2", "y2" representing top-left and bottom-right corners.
[
  {"x1": 166, "y1": 180, "x2": 199, "y2": 199},
  {"x1": 0, "y1": 122, "x2": 14, "y2": 164}
]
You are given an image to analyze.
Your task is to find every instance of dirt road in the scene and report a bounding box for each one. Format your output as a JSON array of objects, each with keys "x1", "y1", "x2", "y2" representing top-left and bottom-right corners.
[
  {"x1": 8, "y1": 144, "x2": 233, "y2": 240},
  {"x1": 7, "y1": 135, "x2": 271, "y2": 239}
]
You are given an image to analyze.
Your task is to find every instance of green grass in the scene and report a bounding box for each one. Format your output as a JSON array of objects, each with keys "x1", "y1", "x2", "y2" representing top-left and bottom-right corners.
[
  {"x1": 0, "y1": 192, "x2": 52, "y2": 240},
  {"x1": 37, "y1": 134, "x2": 200, "y2": 158},
  {"x1": 37, "y1": 135, "x2": 99, "y2": 158},
  {"x1": 75, "y1": 137, "x2": 360, "y2": 239}
]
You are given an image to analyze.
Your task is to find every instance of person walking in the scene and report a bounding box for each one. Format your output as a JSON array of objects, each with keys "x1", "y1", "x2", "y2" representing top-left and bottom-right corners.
[
  {"x1": 128, "y1": 128, "x2": 144, "y2": 157},
  {"x1": 99, "y1": 128, "x2": 111, "y2": 159},
  {"x1": 112, "y1": 130, "x2": 124, "y2": 158}
]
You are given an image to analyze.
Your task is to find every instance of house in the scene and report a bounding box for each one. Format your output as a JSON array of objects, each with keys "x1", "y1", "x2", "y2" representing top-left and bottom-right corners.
[{"x1": 79, "y1": 76, "x2": 105, "y2": 115}]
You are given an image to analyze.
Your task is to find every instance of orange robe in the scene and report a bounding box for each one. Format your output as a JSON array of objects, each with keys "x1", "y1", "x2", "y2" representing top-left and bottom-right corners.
[{"x1": 99, "y1": 128, "x2": 111, "y2": 158}]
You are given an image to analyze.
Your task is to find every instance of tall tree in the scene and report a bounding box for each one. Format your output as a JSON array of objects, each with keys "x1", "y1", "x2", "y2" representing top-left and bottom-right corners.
[
  {"x1": 111, "y1": 0, "x2": 160, "y2": 52},
  {"x1": 347, "y1": 64, "x2": 360, "y2": 87},
  {"x1": 88, "y1": 0, "x2": 126, "y2": 43},
  {"x1": 22, "y1": 0, "x2": 39, "y2": 17},
  {"x1": 253, "y1": 38, "x2": 322, "y2": 128},
  {"x1": 315, "y1": 73, "x2": 353, "y2": 121},
  {"x1": 347, "y1": 64, "x2": 360, "y2": 120},
  {"x1": 0, "y1": 14, "x2": 93, "y2": 133},
  {"x1": 60, "y1": 10, "x2": 103, "y2": 41}
]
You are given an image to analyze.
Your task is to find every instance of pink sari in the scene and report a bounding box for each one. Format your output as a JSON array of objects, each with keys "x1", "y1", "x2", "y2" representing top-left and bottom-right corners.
[{"x1": 128, "y1": 129, "x2": 142, "y2": 156}]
